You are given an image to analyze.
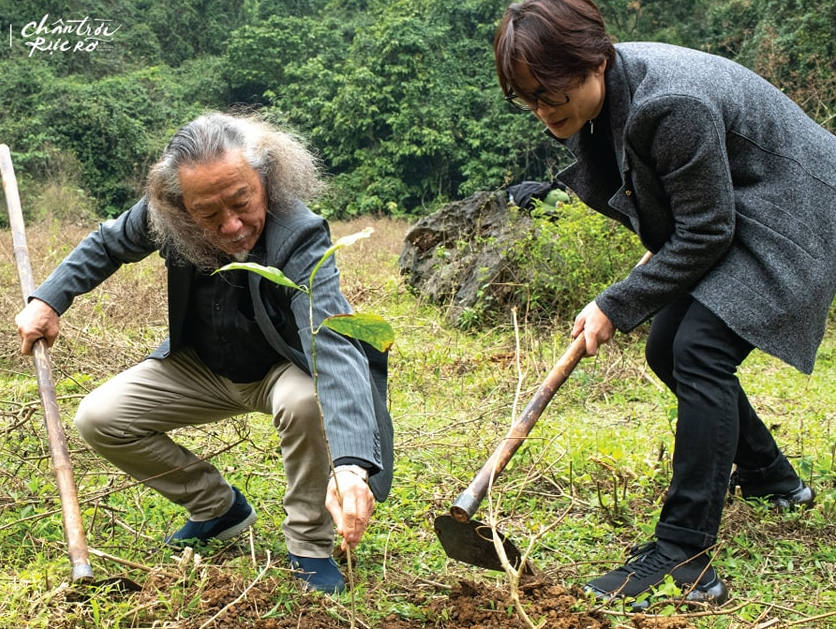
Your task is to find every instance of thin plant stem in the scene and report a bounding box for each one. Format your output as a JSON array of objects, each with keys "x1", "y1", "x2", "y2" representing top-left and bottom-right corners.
[{"x1": 307, "y1": 280, "x2": 358, "y2": 629}]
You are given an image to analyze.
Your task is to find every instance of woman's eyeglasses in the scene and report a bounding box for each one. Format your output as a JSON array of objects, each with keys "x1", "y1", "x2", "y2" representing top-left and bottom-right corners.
[{"x1": 504, "y1": 90, "x2": 570, "y2": 111}]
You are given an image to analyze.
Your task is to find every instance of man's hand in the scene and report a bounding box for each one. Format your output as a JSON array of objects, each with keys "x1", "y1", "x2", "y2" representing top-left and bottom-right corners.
[
  {"x1": 15, "y1": 298, "x2": 60, "y2": 355},
  {"x1": 571, "y1": 300, "x2": 615, "y2": 356},
  {"x1": 325, "y1": 468, "x2": 375, "y2": 551}
]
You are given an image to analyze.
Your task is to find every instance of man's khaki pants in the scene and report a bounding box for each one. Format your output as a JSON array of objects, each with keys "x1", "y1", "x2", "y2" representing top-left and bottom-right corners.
[{"x1": 74, "y1": 347, "x2": 334, "y2": 558}]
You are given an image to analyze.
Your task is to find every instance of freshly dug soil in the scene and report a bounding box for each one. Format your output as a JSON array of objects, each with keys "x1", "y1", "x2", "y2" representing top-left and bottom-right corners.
[{"x1": 129, "y1": 565, "x2": 695, "y2": 629}]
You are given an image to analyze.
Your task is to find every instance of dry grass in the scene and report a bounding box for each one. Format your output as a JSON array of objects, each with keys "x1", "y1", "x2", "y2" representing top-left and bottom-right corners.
[
  {"x1": 331, "y1": 216, "x2": 413, "y2": 307},
  {"x1": 1, "y1": 218, "x2": 168, "y2": 384}
]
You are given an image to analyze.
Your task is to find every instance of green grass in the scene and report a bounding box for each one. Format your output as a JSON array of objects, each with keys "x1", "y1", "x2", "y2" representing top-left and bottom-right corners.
[{"x1": 1, "y1": 216, "x2": 835, "y2": 627}]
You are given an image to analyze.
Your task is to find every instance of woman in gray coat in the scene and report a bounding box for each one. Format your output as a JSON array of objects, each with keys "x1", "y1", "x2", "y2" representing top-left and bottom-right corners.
[{"x1": 494, "y1": 0, "x2": 836, "y2": 607}]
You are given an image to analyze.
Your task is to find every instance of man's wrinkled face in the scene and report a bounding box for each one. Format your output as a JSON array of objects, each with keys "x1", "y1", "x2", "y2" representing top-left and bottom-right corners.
[{"x1": 179, "y1": 150, "x2": 267, "y2": 259}]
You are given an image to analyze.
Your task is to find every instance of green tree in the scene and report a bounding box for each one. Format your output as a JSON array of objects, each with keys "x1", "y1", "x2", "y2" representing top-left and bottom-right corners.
[
  {"x1": 15, "y1": 0, "x2": 834, "y2": 221},
  {"x1": 22, "y1": 66, "x2": 204, "y2": 214},
  {"x1": 597, "y1": 0, "x2": 710, "y2": 47},
  {"x1": 701, "y1": 0, "x2": 836, "y2": 130},
  {"x1": 0, "y1": 58, "x2": 63, "y2": 178},
  {"x1": 224, "y1": 0, "x2": 569, "y2": 217},
  {"x1": 2, "y1": 0, "x2": 255, "y2": 73}
]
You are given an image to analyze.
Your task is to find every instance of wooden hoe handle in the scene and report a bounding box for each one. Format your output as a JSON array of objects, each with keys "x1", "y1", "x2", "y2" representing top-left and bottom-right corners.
[
  {"x1": 449, "y1": 334, "x2": 587, "y2": 522},
  {"x1": 1, "y1": 144, "x2": 94, "y2": 582}
]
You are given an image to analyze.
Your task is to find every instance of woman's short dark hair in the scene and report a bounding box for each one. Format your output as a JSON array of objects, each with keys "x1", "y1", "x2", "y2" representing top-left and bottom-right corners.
[{"x1": 494, "y1": 0, "x2": 616, "y2": 97}]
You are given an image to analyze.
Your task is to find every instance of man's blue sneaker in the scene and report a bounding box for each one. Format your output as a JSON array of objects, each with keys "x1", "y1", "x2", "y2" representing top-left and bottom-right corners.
[
  {"x1": 165, "y1": 486, "x2": 256, "y2": 547},
  {"x1": 288, "y1": 553, "x2": 346, "y2": 593}
]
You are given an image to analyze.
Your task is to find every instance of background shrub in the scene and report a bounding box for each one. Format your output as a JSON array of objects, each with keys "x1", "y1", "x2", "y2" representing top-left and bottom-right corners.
[{"x1": 505, "y1": 201, "x2": 645, "y2": 324}]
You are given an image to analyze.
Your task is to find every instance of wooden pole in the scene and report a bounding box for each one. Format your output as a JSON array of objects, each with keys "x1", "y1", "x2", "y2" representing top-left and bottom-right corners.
[{"x1": 1, "y1": 143, "x2": 94, "y2": 582}]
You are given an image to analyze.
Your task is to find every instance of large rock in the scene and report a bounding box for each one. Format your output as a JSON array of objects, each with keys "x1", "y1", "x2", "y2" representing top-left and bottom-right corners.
[{"x1": 398, "y1": 190, "x2": 533, "y2": 326}]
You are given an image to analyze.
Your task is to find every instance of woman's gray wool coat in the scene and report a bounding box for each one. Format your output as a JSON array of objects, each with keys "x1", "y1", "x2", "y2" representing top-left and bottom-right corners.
[{"x1": 557, "y1": 42, "x2": 836, "y2": 374}]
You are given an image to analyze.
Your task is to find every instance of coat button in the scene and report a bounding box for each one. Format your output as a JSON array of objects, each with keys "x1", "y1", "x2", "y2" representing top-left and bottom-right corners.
[{"x1": 625, "y1": 189, "x2": 632, "y2": 196}]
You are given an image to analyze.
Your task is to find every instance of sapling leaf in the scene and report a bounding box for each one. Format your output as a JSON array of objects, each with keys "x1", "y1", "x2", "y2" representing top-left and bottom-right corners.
[
  {"x1": 214, "y1": 262, "x2": 304, "y2": 292},
  {"x1": 334, "y1": 226, "x2": 374, "y2": 248},
  {"x1": 310, "y1": 227, "x2": 374, "y2": 285},
  {"x1": 323, "y1": 313, "x2": 395, "y2": 353}
]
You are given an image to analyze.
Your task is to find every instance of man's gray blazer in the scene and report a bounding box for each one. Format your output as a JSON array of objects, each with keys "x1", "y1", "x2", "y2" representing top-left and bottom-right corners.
[
  {"x1": 557, "y1": 42, "x2": 836, "y2": 374},
  {"x1": 32, "y1": 198, "x2": 394, "y2": 501}
]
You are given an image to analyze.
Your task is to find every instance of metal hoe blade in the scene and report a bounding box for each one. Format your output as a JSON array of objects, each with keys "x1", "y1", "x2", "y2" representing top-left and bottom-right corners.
[
  {"x1": 435, "y1": 335, "x2": 586, "y2": 571},
  {"x1": 434, "y1": 513, "x2": 526, "y2": 573}
]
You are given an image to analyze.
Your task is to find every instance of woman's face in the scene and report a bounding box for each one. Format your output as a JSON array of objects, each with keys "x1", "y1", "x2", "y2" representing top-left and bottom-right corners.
[{"x1": 511, "y1": 61, "x2": 607, "y2": 139}]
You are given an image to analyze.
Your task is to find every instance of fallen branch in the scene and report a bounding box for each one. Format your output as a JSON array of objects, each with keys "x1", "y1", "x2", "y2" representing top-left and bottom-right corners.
[
  {"x1": 781, "y1": 608, "x2": 836, "y2": 627},
  {"x1": 88, "y1": 546, "x2": 175, "y2": 578},
  {"x1": 0, "y1": 438, "x2": 248, "y2": 534}
]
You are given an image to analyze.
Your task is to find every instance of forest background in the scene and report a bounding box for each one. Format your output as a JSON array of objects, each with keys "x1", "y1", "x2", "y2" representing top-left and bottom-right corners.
[{"x1": 2, "y1": 0, "x2": 835, "y2": 223}]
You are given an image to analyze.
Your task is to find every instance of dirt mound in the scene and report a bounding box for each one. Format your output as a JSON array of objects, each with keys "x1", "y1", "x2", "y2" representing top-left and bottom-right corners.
[{"x1": 124, "y1": 564, "x2": 694, "y2": 629}]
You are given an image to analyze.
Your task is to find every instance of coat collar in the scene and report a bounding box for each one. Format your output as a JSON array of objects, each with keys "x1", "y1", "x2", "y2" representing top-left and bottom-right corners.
[
  {"x1": 551, "y1": 49, "x2": 637, "y2": 227},
  {"x1": 554, "y1": 48, "x2": 632, "y2": 187}
]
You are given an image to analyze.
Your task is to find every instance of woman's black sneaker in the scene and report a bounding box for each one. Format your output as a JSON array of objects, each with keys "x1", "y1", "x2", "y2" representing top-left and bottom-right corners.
[
  {"x1": 729, "y1": 472, "x2": 816, "y2": 510},
  {"x1": 585, "y1": 540, "x2": 729, "y2": 609}
]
